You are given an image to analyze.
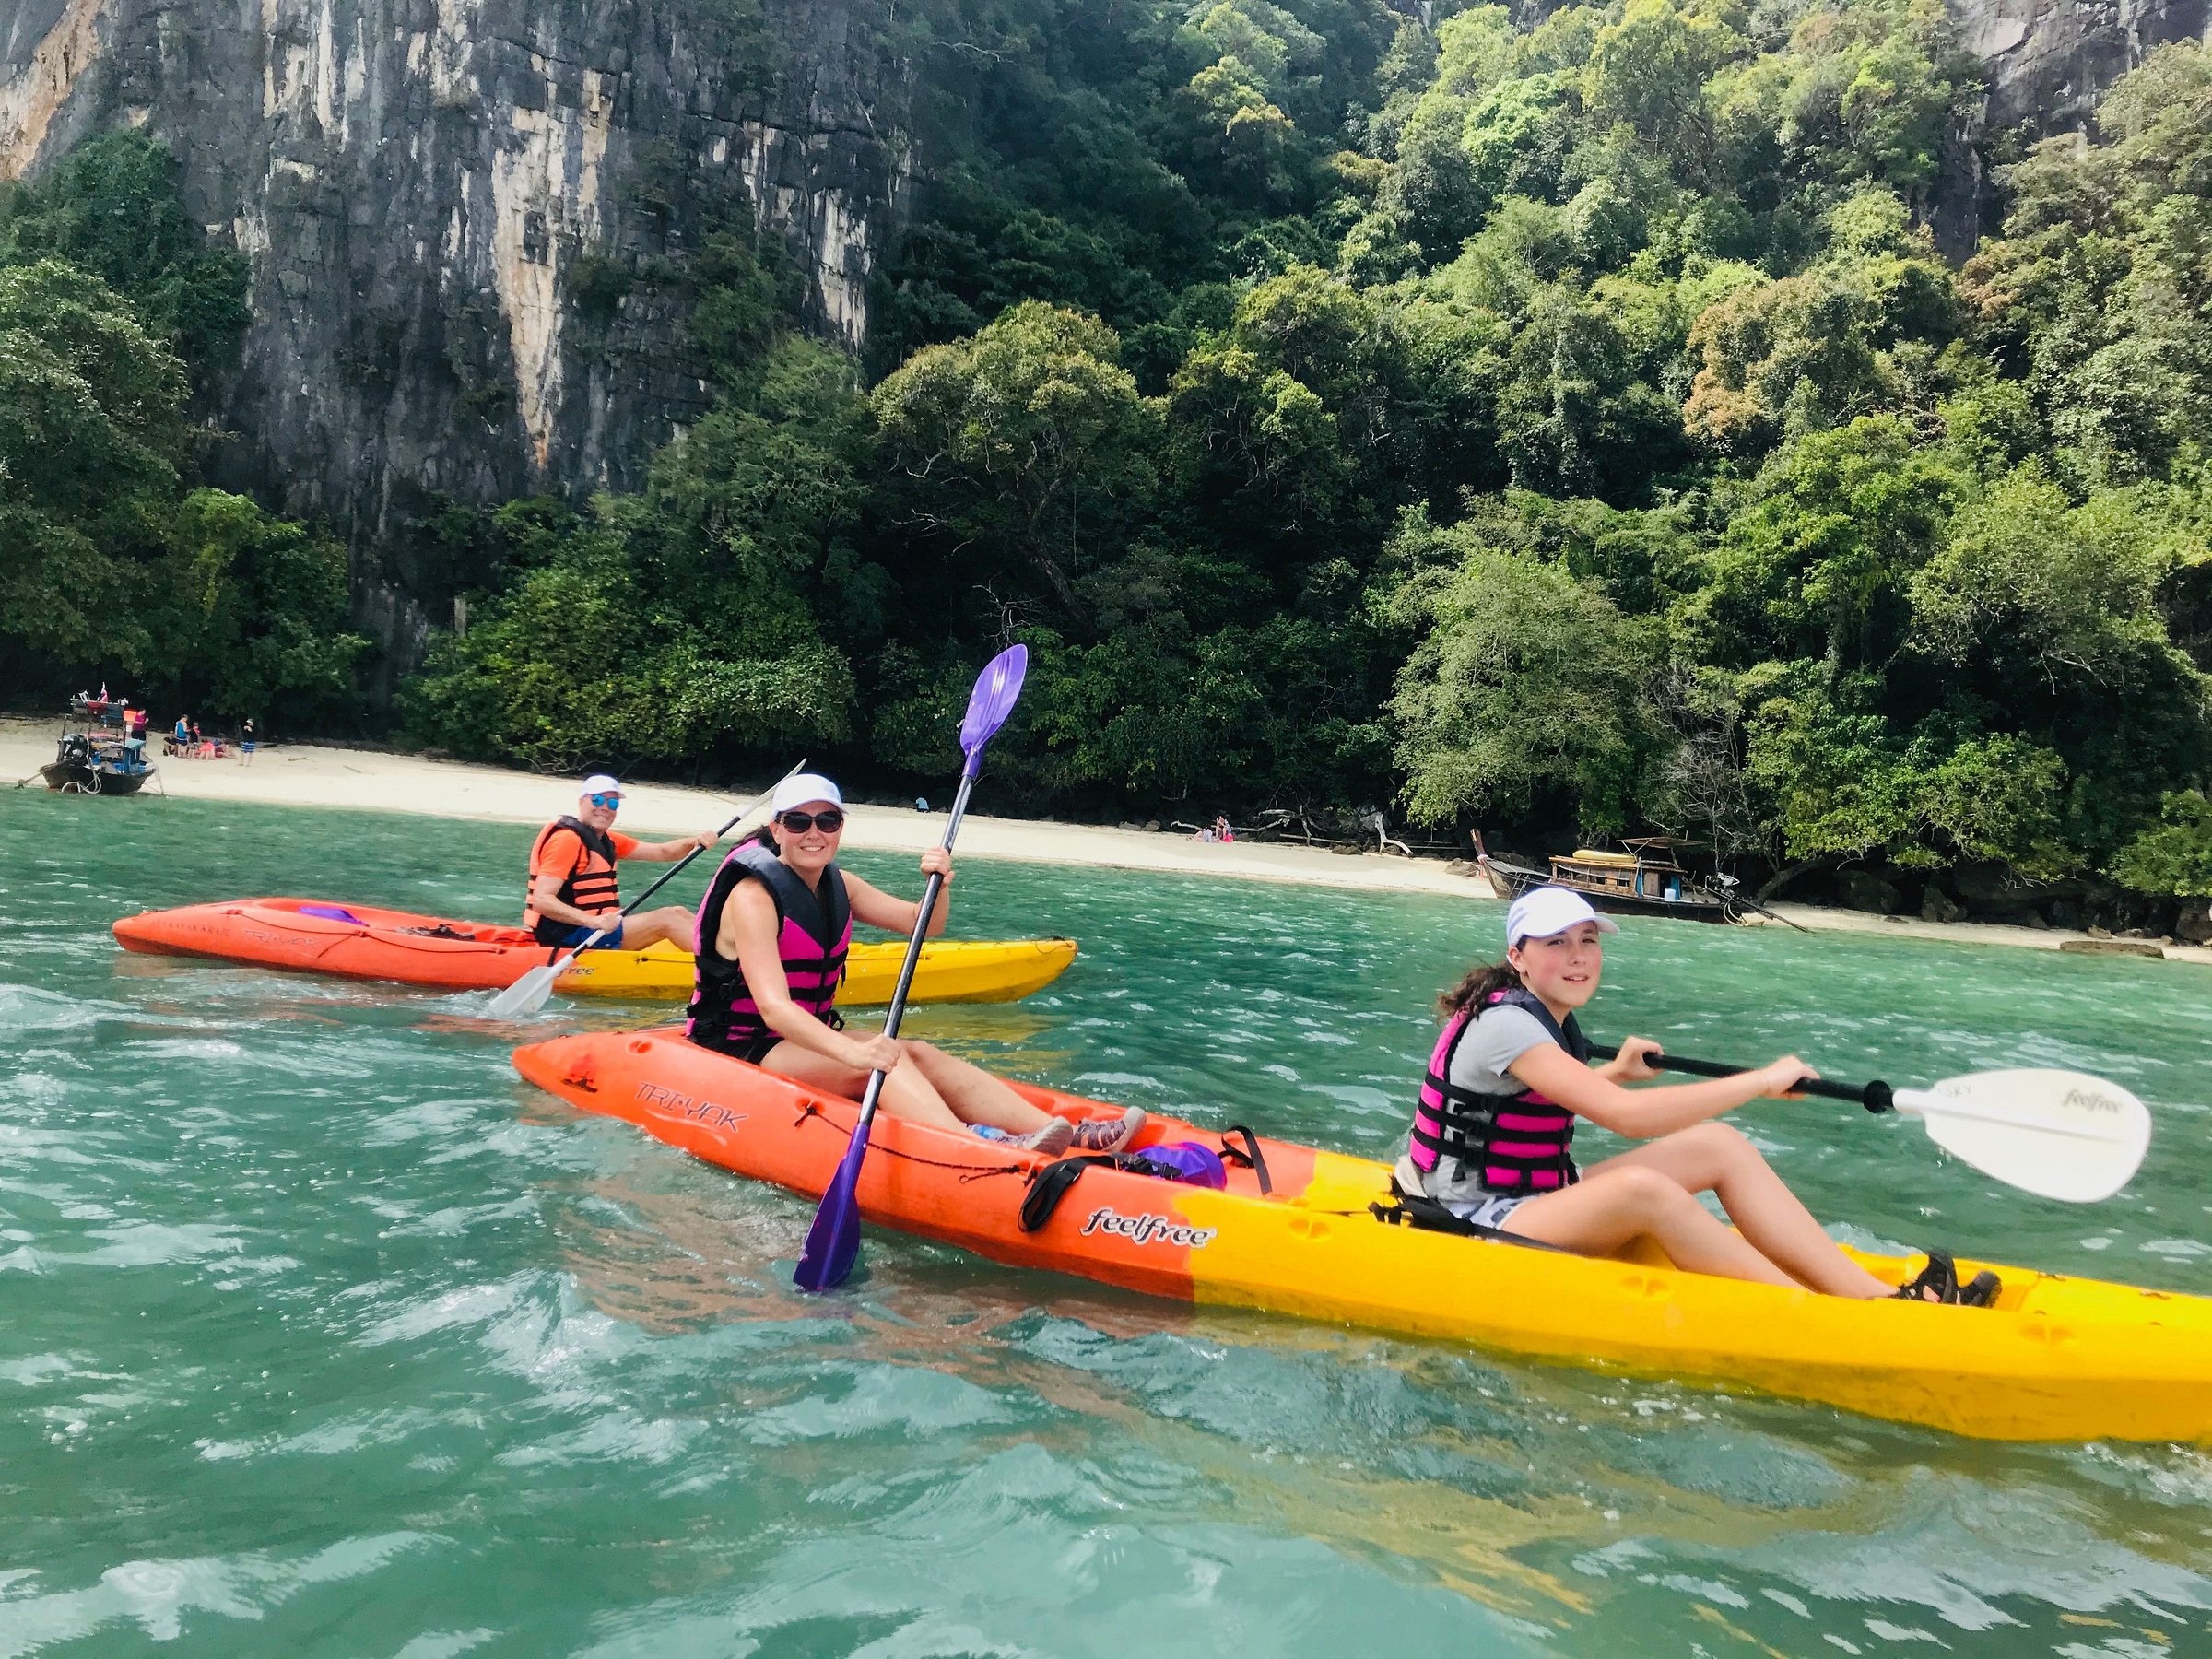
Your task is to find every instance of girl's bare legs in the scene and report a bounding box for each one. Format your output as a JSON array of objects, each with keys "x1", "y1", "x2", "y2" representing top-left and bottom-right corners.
[
  {"x1": 755, "y1": 1040, "x2": 1058, "y2": 1135},
  {"x1": 1595, "y1": 1123, "x2": 1894, "y2": 1298},
  {"x1": 1501, "y1": 1165, "x2": 1805, "y2": 1288}
]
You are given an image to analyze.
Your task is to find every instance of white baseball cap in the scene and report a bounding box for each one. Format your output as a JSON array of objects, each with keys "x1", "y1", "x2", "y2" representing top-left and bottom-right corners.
[
  {"x1": 1506, "y1": 886, "x2": 1618, "y2": 948},
  {"x1": 580, "y1": 773, "x2": 623, "y2": 798},
  {"x1": 770, "y1": 772, "x2": 844, "y2": 816}
]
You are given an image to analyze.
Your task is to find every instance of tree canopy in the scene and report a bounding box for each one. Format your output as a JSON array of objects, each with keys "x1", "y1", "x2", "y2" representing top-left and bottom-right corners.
[{"x1": 17, "y1": 11, "x2": 2212, "y2": 915}]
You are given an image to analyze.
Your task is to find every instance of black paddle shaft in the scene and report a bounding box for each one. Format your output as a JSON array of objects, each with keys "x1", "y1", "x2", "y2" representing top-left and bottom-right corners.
[
  {"x1": 850, "y1": 770, "x2": 978, "y2": 1136},
  {"x1": 1592, "y1": 1043, "x2": 1895, "y2": 1113},
  {"x1": 565, "y1": 761, "x2": 806, "y2": 946}
]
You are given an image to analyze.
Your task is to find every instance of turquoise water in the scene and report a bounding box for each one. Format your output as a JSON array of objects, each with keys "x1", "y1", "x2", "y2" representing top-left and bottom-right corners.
[{"x1": 6, "y1": 791, "x2": 2212, "y2": 1655}]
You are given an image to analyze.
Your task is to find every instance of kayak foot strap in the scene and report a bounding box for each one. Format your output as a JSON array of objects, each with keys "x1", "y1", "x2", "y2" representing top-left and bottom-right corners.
[{"x1": 1369, "y1": 1182, "x2": 1571, "y2": 1253}]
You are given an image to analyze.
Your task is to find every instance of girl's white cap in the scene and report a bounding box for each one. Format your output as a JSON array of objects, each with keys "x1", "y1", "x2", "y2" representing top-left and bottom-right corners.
[
  {"x1": 1506, "y1": 886, "x2": 1618, "y2": 947},
  {"x1": 770, "y1": 772, "x2": 843, "y2": 815}
]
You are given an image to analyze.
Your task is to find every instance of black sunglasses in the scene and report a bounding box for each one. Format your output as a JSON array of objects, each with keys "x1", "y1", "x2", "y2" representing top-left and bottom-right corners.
[{"x1": 777, "y1": 809, "x2": 845, "y2": 833}]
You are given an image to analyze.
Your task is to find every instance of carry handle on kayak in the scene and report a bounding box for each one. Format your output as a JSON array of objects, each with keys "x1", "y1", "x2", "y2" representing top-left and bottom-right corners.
[
  {"x1": 1218, "y1": 1124, "x2": 1272, "y2": 1194},
  {"x1": 1590, "y1": 1043, "x2": 1895, "y2": 1113}
]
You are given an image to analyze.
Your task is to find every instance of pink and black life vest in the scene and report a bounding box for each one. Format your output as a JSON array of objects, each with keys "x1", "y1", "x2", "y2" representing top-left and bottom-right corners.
[
  {"x1": 685, "y1": 842, "x2": 850, "y2": 1054},
  {"x1": 1407, "y1": 987, "x2": 1591, "y2": 1193}
]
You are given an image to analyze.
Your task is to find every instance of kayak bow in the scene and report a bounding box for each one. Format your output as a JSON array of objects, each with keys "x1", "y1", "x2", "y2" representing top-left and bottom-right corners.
[{"x1": 113, "y1": 898, "x2": 1076, "y2": 1005}]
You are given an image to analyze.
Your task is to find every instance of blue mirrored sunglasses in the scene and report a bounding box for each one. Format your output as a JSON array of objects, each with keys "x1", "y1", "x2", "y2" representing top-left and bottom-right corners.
[{"x1": 586, "y1": 792, "x2": 622, "y2": 809}]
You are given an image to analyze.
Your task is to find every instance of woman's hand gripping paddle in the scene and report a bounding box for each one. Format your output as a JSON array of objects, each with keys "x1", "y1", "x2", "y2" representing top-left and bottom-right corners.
[
  {"x1": 795, "y1": 646, "x2": 1029, "y2": 1292},
  {"x1": 486, "y1": 759, "x2": 806, "y2": 1019},
  {"x1": 1594, "y1": 1044, "x2": 2152, "y2": 1203}
]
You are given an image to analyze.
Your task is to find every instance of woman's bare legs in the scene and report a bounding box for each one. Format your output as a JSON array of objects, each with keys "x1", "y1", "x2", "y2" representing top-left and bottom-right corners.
[
  {"x1": 754, "y1": 1039, "x2": 1058, "y2": 1135},
  {"x1": 1595, "y1": 1123, "x2": 1893, "y2": 1299},
  {"x1": 1500, "y1": 1165, "x2": 1804, "y2": 1288},
  {"x1": 902, "y1": 1042, "x2": 1058, "y2": 1134},
  {"x1": 755, "y1": 1041, "x2": 964, "y2": 1131}
]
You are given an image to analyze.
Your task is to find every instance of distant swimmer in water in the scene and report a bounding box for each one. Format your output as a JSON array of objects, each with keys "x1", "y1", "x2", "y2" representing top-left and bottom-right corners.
[
  {"x1": 686, "y1": 771, "x2": 1144, "y2": 1155},
  {"x1": 524, "y1": 774, "x2": 713, "y2": 953},
  {"x1": 1394, "y1": 885, "x2": 2000, "y2": 1306}
]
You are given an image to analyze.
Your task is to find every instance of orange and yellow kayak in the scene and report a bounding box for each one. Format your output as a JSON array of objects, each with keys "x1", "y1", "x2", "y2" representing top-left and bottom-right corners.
[
  {"x1": 513, "y1": 1027, "x2": 2212, "y2": 1444},
  {"x1": 113, "y1": 898, "x2": 1077, "y2": 1005}
]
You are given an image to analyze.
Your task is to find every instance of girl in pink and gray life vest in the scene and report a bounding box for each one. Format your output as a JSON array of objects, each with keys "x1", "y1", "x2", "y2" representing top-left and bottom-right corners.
[
  {"x1": 1397, "y1": 885, "x2": 1998, "y2": 1306},
  {"x1": 686, "y1": 772, "x2": 1144, "y2": 1157}
]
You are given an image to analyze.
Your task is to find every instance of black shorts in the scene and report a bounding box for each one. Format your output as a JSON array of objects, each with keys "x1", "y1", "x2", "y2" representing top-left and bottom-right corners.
[{"x1": 688, "y1": 1026, "x2": 782, "y2": 1065}]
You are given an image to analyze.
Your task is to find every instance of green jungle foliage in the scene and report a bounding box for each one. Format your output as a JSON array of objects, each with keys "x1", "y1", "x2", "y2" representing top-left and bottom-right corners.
[
  {"x1": 0, "y1": 136, "x2": 363, "y2": 724},
  {"x1": 20, "y1": 9, "x2": 2212, "y2": 901}
]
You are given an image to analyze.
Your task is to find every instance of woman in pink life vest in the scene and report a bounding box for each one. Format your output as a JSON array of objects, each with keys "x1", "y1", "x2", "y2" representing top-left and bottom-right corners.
[
  {"x1": 1398, "y1": 885, "x2": 1997, "y2": 1305},
  {"x1": 687, "y1": 773, "x2": 1143, "y2": 1157}
]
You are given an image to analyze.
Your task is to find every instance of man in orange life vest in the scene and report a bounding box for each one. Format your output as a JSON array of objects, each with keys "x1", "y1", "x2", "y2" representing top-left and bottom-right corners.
[{"x1": 524, "y1": 775, "x2": 713, "y2": 953}]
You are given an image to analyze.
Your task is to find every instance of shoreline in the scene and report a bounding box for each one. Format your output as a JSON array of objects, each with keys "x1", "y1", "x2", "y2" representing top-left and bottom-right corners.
[{"x1": 8, "y1": 718, "x2": 2206, "y2": 965}]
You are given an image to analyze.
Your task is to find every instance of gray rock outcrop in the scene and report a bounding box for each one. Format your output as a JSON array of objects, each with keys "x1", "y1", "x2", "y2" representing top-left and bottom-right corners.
[{"x1": 0, "y1": 0, "x2": 904, "y2": 683}]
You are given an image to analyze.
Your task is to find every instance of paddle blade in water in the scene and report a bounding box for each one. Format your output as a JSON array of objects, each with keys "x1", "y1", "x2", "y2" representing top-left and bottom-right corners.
[
  {"x1": 794, "y1": 1119, "x2": 873, "y2": 1291},
  {"x1": 959, "y1": 644, "x2": 1028, "y2": 764},
  {"x1": 487, "y1": 962, "x2": 560, "y2": 1018},
  {"x1": 1895, "y1": 1069, "x2": 2151, "y2": 1204}
]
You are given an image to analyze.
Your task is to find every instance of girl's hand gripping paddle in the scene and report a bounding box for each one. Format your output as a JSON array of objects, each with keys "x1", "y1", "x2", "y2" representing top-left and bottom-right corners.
[
  {"x1": 1594, "y1": 1045, "x2": 2152, "y2": 1203},
  {"x1": 795, "y1": 646, "x2": 1029, "y2": 1291}
]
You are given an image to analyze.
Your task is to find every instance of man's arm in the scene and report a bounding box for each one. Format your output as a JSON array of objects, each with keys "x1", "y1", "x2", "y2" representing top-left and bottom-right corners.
[{"x1": 626, "y1": 832, "x2": 712, "y2": 863}]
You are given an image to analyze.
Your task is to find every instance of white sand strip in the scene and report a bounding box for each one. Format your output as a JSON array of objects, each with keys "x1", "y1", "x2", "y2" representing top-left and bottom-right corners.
[{"x1": 7, "y1": 718, "x2": 2204, "y2": 963}]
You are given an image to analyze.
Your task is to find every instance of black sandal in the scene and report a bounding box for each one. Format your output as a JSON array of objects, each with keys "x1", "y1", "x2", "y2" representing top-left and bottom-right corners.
[{"x1": 1892, "y1": 1250, "x2": 2003, "y2": 1308}]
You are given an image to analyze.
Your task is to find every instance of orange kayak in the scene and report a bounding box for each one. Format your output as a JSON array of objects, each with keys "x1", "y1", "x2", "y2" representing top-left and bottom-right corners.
[
  {"x1": 112, "y1": 898, "x2": 1077, "y2": 1004},
  {"x1": 512, "y1": 1028, "x2": 2212, "y2": 1442}
]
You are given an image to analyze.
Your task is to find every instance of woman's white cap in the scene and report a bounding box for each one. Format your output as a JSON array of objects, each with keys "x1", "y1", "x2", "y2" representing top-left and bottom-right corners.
[
  {"x1": 770, "y1": 772, "x2": 843, "y2": 815},
  {"x1": 1506, "y1": 885, "x2": 1619, "y2": 947}
]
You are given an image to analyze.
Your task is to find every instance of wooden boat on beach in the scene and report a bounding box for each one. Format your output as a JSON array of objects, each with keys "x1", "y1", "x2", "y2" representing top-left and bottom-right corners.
[
  {"x1": 1477, "y1": 836, "x2": 1735, "y2": 923},
  {"x1": 38, "y1": 731, "x2": 156, "y2": 796}
]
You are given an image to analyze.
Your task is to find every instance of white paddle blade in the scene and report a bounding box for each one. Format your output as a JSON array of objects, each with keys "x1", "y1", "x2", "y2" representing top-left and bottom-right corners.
[
  {"x1": 1895, "y1": 1069, "x2": 2151, "y2": 1204},
  {"x1": 487, "y1": 962, "x2": 561, "y2": 1019}
]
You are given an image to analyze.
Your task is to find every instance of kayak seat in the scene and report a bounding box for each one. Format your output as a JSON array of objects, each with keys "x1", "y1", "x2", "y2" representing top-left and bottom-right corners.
[{"x1": 1369, "y1": 1181, "x2": 1571, "y2": 1253}]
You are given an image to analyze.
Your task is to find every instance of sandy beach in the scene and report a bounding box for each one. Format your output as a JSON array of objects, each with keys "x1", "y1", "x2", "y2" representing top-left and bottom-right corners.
[{"x1": 9, "y1": 718, "x2": 2205, "y2": 965}]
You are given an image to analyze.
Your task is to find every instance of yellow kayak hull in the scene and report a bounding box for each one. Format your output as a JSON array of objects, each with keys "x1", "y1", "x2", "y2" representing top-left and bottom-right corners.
[
  {"x1": 1209, "y1": 1151, "x2": 2212, "y2": 1444},
  {"x1": 555, "y1": 935, "x2": 1078, "y2": 1004}
]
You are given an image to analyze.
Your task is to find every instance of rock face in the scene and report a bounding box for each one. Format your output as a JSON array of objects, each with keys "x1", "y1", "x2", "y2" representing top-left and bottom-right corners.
[
  {"x1": 0, "y1": 0, "x2": 903, "y2": 683},
  {"x1": 1953, "y1": 0, "x2": 2210, "y2": 131},
  {"x1": 3, "y1": 0, "x2": 2210, "y2": 680},
  {"x1": 1935, "y1": 0, "x2": 2212, "y2": 250}
]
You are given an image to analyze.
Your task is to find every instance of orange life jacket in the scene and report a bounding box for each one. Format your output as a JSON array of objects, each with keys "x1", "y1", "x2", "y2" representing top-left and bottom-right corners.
[{"x1": 524, "y1": 817, "x2": 622, "y2": 930}]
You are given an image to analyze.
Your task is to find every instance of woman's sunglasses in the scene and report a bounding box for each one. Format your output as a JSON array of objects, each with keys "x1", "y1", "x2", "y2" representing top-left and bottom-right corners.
[{"x1": 777, "y1": 809, "x2": 845, "y2": 834}]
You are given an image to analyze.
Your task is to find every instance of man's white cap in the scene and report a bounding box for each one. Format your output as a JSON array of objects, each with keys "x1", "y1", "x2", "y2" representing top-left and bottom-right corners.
[
  {"x1": 771, "y1": 772, "x2": 844, "y2": 816},
  {"x1": 580, "y1": 773, "x2": 622, "y2": 798},
  {"x1": 1506, "y1": 885, "x2": 1619, "y2": 948}
]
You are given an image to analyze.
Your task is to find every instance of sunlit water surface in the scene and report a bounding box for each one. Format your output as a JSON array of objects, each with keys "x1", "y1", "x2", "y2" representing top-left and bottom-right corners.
[{"x1": 5, "y1": 791, "x2": 2212, "y2": 1656}]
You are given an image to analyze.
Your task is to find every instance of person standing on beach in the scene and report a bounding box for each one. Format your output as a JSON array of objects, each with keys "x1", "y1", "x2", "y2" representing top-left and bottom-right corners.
[
  {"x1": 239, "y1": 719, "x2": 257, "y2": 765},
  {"x1": 524, "y1": 775, "x2": 714, "y2": 953}
]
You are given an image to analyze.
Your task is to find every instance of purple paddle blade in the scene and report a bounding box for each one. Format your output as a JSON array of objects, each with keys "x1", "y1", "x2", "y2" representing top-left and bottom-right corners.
[
  {"x1": 794, "y1": 1116, "x2": 872, "y2": 1291},
  {"x1": 959, "y1": 644, "x2": 1028, "y2": 768}
]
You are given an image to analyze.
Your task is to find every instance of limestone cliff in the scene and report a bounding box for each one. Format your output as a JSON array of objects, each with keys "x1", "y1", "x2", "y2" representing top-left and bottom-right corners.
[
  {"x1": 1953, "y1": 0, "x2": 2208, "y2": 130},
  {"x1": 2, "y1": 0, "x2": 2209, "y2": 680},
  {"x1": 0, "y1": 0, "x2": 902, "y2": 680}
]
